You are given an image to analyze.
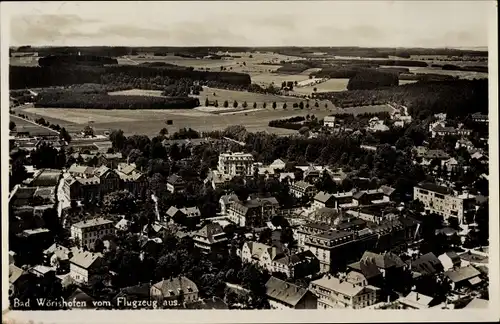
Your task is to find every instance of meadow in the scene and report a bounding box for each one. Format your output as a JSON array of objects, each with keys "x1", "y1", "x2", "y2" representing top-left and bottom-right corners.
[{"x1": 9, "y1": 115, "x2": 59, "y2": 136}]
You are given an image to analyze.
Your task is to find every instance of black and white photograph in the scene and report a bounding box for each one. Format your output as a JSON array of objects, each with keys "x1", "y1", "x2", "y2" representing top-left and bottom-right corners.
[{"x1": 1, "y1": 1, "x2": 498, "y2": 322}]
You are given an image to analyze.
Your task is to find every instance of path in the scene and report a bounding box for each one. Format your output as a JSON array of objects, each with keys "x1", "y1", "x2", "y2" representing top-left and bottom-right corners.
[{"x1": 10, "y1": 114, "x2": 60, "y2": 135}]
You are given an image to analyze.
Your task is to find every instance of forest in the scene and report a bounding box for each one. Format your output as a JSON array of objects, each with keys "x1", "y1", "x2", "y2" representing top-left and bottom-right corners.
[
  {"x1": 35, "y1": 93, "x2": 200, "y2": 110},
  {"x1": 38, "y1": 55, "x2": 118, "y2": 67},
  {"x1": 347, "y1": 70, "x2": 399, "y2": 90},
  {"x1": 314, "y1": 79, "x2": 488, "y2": 118}
]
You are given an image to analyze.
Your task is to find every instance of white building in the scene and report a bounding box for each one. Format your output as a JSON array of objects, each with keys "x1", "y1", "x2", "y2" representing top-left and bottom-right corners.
[
  {"x1": 290, "y1": 181, "x2": 317, "y2": 199},
  {"x1": 324, "y1": 116, "x2": 336, "y2": 128},
  {"x1": 309, "y1": 272, "x2": 379, "y2": 309},
  {"x1": 69, "y1": 250, "x2": 103, "y2": 284},
  {"x1": 70, "y1": 217, "x2": 115, "y2": 249},
  {"x1": 217, "y1": 152, "x2": 254, "y2": 177},
  {"x1": 240, "y1": 241, "x2": 283, "y2": 272},
  {"x1": 413, "y1": 182, "x2": 476, "y2": 224}
]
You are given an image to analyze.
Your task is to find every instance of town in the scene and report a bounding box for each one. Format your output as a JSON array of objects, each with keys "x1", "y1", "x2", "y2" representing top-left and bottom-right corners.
[{"x1": 8, "y1": 91, "x2": 489, "y2": 310}]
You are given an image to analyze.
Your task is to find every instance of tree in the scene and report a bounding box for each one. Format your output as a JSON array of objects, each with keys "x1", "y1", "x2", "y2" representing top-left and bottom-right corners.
[
  {"x1": 313, "y1": 87, "x2": 317, "y2": 93},
  {"x1": 306, "y1": 103, "x2": 310, "y2": 109},
  {"x1": 159, "y1": 128, "x2": 169, "y2": 136},
  {"x1": 299, "y1": 102, "x2": 304, "y2": 109},
  {"x1": 242, "y1": 101, "x2": 248, "y2": 108},
  {"x1": 214, "y1": 100, "x2": 219, "y2": 107},
  {"x1": 59, "y1": 127, "x2": 71, "y2": 143},
  {"x1": 314, "y1": 101, "x2": 319, "y2": 108},
  {"x1": 223, "y1": 100, "x2": 229, "y2": 108},
  {"x1": 272, "y1": 102, "x2": 277, "y2": 109},
  {"x1": 282, "y1": 103, "x2": 287, "y2": 110},
  {"x1": 205, "y1": 98, "x2": 209, "y2": 107},
  {"x1": 253, "y1": 102, "x2": 257, "y2": 109},
  {"x1": 10, "y1": 158, "x2": 28, "y2": 189},
  {"x1": 9, "y1": 121, "x2": 16, "y2": 131},
  {"x1": 102, "y1": 190, "x2": 137, "y2": 215},
  {"x1": 298, "y1": 126, "x2": 309, "y2": 136},
  {"x1": 263, "y1": 102, "x2": 267, "y2": 109},
  {"x1": 233, "y1": 101, "x2": 239, "y2": 108},
  {"x1": 110, "y1": 129, "x2": 126, "y2": 151}
]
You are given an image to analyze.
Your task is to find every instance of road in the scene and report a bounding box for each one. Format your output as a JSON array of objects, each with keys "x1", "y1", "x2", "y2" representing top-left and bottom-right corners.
[{"x1": 56, "y1": 173, "x2": 70, "y2": 219}]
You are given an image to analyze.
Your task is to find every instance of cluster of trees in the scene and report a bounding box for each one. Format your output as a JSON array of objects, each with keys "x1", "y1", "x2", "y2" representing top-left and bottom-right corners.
[
  {"x1": 38, "y1": 54, "x2": 118, "y2": 67},
  {"x1": 398, "y1": 73, "x2": 457, "y2": 81},
  {"x1": 10, "y1": 65, "x2": 251, "y2": 90},
  {"x1": 35, "y1": 93, "x2": 200, "y2": 110},
  {"x1": 268, "y1": 116, "x2": 320, "y2": 131},
  {"x1": 441, "y1": 64, "x2": 488, "y2": 73},
  {"x1": 275, "y1": 63, "x2": 309, "y2": 74},
  {"x1": 315, "y1": 79, "x2": 488, "y2": 119},
  {"x1": 347, "y1": 70, "x2": 399, "y2": 90}
]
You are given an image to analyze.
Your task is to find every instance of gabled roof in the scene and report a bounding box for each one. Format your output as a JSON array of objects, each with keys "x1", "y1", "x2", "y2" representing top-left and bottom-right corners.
[
  {"x1": 444, "y1": 265, "x2": 481, "y2": 283},
  {"x1": 360, "y1": 251, "x2": 405, "y2": 269},
  {"x1": 292, "y1": 180, "x2": 314, "y2": 190},
  {"x1": 273, "y1": 250, "x2": 317, "y2": 266},
  {"x1": 243, "y1": 241, "x2": 282, "y2": 261},
  {"x1": 66, "y1": 288, "x2": 95, "y2": 303},
  {"x1": 265, "y1": 277, "x2": 310, "y2": 306},
  {"x1": 408, "y1": 252, "x2": 443, "y2": 276},
  {"x1": 399, "y1": 291, "x2": 434, "y2": 309},
  {"x1": 152, "y1": 276, "x2": 198, "y2": 297},
  {"x1": 416, "y1": 182, "x2": 453, "y2": 195},
  {"x1": 380, "y1": 185, "x2": 396, "y2": 196},
  {"x1": 311, "y1": 274, "x2": 371, "y2": 297},
  {"x1": 464, "y1": 298, "x2": 488, "y2": 309},
  {"x1": 313, "y1": 191, "x2": 333, "y2": 203},
  {"x1": 348, "y1": 260, "x2": 382, "y2": 279},
  {"x1": 69, "y1": 251, "x2": 102, "y2": 269},
  {"x1": 72, "y1": 217, "x2": 113, "y2": 229},
  {"x1": 167, "y1": 174, "x2": 184, "y2": 185},
  {"x1": 9, "y1": 264, "x2": 26, "y2": 284},
  {"x1": 196, "y1": 223, "x2": 226, "y2": 244}
]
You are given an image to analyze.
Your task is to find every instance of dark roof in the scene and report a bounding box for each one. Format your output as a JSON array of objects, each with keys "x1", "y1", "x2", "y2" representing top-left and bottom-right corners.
[
  {"x1": 114, "y1": 283, "x2": 151, "y2": 301},
  {"x1": 352, "y1": 191, "x2": 366, "y2": 200},
  {"x1": 273, "y1": 250, "x2": 318, "y2": 266},
  {"x1": 360, "y1": 251, "x2": 406, "y2": 269},
  {"x1": 380, "y1": 185, "x2": 396, "y2": 196},
  {"x1": 409, "y1": 252, "x2": 443, "y2": 276},
  {"x1": 445, "y1": 265, "x2": 481, "y2": 283},
  {"x1": 423, "y1": 149, "x2": 450, "y2": 159},
  {"x1": 314, "y1": 192, "x2": 333, "y2": 203},
  {"x1": 265, "y1": 277, "x2": 310, "y2": 306},
  {"x1": 152, "y1": 277, "x2": 198, "y2": 297},
  {"x1": 348, "y1": 260, "x2": 382, "y2": 279},
  {"x1": 195, "y1": 223, "x2": 226, "y2": 243},
  {"x1": 167, "y1": 174, "x2": 184, "y2": 185},
  {"x1": 417, "y1": 182, "x2": 453, "y2": 195}
]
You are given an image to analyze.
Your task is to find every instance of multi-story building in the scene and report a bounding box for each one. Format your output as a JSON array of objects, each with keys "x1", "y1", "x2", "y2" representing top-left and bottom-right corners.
[
  {"x1": 228, "y1": 197, "x2": 279, "y2": 227},
  {"x1": 69, "y1": 250, "x2": 103, "y2": 284},
  {"x1": 70, "y1": 217, "x2": 115, "y2": 249},
  {"x1": 193, "y1": 223, "x2": 228, "y2": 254},
  {"x1": 323, "y1": 116, "x2": 336, "y2": 128},
  {"x1": 271, "y1": 250, "x2": 320, "y2": 279},
  {"x1": 295, "y1": 222, "x2": 332, "y2": 251},
  {"x1": 312, "y1": 192, "x2": 336, "y2": 210},
  {"x1": 150, "y1": 277, "x2": 199, "y2": 307},
  {"x1": 166, "y1": 174, "x2": 185, "y2": 194},
  {"x1": 309, "y1": 272, "x2": 379, "y2": 309},
  {"x1": 471, "y1": 112, "x2": 488, "y2": 123},
  {"x1": 217, "y1": 152, "x2": 254, "y2": 177},
  {"x1": 240, "y1": 241, "x2": 284, "y2": 272},
  {"x1": 115, "y1": 163, "x2": 147, "y2": 198},
  {"x1": 304, "y1": 230, "x2": 357, "y2": 273},
  {"x1": 265, "y1": 277, "x2": 317, "y2": 309},
  {"x1": 290, "y1": 181, "x2": 317, "y2": 199},
  {"x1": 413, "y1": 182, "x2": 476, "y2": 224}
]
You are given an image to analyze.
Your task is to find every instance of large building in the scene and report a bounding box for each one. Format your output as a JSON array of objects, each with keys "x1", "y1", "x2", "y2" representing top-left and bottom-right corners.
[
  {"x1": 228, "y1": 197, "x2": 279, "y2": 227},
  {"x1": 150, "y1": 277, "x2": 199, "y2": 307},
  {"x1": 217, "y1": 152, "x2": 254, "y2": 177},
  {"x1": 290, "y1": 181, "x2": 317, "y2": 199},
  {"x1": 70, "y1": 217, "x2": 115, "y2": 249},
  {"x1": 413, "y1": 182, "x2": 476, "y2": 224},
  {"x1": 310, "y1": 272, "x2": 379, "y2": 309},
  {"x1": 69, "y1": 250, "x2": 103, "y2": 284},
  {"x1": 240, "y1": 241, "x2": 283, "y2": 272},
  {"x1": 265, "y1": 277, "x2": 317, "y2": 309},
  {"x1": 193, "y1": 223, "x2": 228, "y2": 254}
]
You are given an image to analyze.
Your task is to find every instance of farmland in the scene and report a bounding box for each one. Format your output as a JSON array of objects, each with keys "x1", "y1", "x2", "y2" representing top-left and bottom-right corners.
[
  {"x1": 17, "y1": 104, "x2": 336, "y2": 137},
  {"x1": 9, "y1": 115, "x2": 60, "y2": 136}
]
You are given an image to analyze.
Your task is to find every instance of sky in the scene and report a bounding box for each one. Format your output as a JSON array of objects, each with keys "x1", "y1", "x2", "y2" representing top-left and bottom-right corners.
[{"x1": 3, "y1": 1, "x2": 494, "y2": 48}]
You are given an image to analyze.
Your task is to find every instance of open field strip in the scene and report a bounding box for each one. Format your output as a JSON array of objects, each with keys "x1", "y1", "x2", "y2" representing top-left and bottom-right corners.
[
  {"x1": 108, "y1": 89, "x2": 164, "y2": 96},
  {"x1": 10, "y1": 115, "x2": 60, "y2": 136},
  {"x1": 218, "y1": 108, "x2": 263, "y2": 115},
  {"x1": 292, "y1": 78, "x2": 350, "y2": 95}
]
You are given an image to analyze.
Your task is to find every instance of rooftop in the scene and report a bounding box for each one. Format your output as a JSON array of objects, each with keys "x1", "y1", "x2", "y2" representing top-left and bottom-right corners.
[
  {"x1": 416, "y1": 182, "x2": 453, "y2": 196},
  {"x1": 72, "y1": 217, "x2": 114, "y2": 229},
  {"x1": 265, "y1": 277, "x2": 309, "y2": 306}
]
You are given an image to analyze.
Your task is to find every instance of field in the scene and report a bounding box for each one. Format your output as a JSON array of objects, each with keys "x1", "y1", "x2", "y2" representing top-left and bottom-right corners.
[
  {"x1": 9, "y1": 115, "x2": 59, "y2": 136},
  {"x1": 194, "y1": 87, "x2": 315, "y2": 106},
  {"x1": 293, "y1": 79, "x2": 350, "y2": 95},
  {"x1": 108, "y1": 89, "x2": 165, "y2": 97},
  {"x1": 329, "y1": 104, "x2": 394, "y2": 115},
  {"x1": 17, "y1": 102, "x2": 338, "y2": 137}
]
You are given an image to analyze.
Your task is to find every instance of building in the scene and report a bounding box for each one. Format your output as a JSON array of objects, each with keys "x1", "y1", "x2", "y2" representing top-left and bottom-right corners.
[
  {"x1": 69, "y1": 250, "x2": 103, "y2": 284},
  {"x1": 64, "y1": 164, "x2": 122, "y2": 201},
  {"x1": 271, "y1": 250, "x2": 320, "y2": 279},
  {"x1": 444, "y1": 265, "x2": 482, "y2": 290},
  {"x1": 366, "y1": 117, "x2": 389, "y2": 132},
  {"x1": 193, "y1": 223, "x2": 228, "y2": 254},
  {"x1": 228, "y1": 197, "x2": 279, "y2": 227},
  {"x1": 28, "y1": 169, "x2": 62, "y2": 187},
  {"x1": 269, "y1": 158, "x2": 287, "y2": 170},
  {"x1": 464, "y1": 298, "x2": 489, "y2": 309},
  {"x1": 265, "y1": 277, "x2": 317, "y2": 309},
  {"x1": 323, "y1": 116, "x2": 336, "y2": 128},
  {"x1": 166, "y1": 206, "x2": 201, "y2": 226},
  {"x1": 349, "y1": 251, "x2": 406, "y2": 280},
  {"x1": 240, "y1": 241, "x2": 283, "y2": 272},
  {"x1": 310, "y1": 272, "x2": 379, "y2": 309},
  {"x1": 217, "y1": 152, "x2": 254, "y2": 177},
  {"x1": 219, "y1": 194, "x2": 239, "y2": 215},
  {"x1": 413, "y1": 182, "x2": 476, "y2": 224},
  {"x1": 290, "y1": 181, "x2": 317, "y2": 199},
  {"x1": 303, "y1": 229, "x2": 357, "y2": 273},
  {"x1": 295, "y1": 222, "x2": 331, "y2": 250},
  {"x1": 70, "y1": 217, "x2": 115, "y2": 249},
  {"x1": 150, "y1": 277, "x2": 199, "y2": 307},
  {"x1": 397, "y1": 291, "x2": 437, "y2": 309},
  {"x1": 312, "y1": 192, "x2": 336, "y2": 210},
  {"x1": 438, "y1": 252, "x2": 462, "y2": 271},
  {"x1": 43, "y1": 243, "x2": 80, "y2": 274},
  {"x1": 115, "y1": 163, "x2": 147, "y2": 198},
  {"x1": 407, "y1": 252, "x2": 443, "y2": 277},
  {"x1": 166, "y1": 175, "x2": 185, "y2": 194}
]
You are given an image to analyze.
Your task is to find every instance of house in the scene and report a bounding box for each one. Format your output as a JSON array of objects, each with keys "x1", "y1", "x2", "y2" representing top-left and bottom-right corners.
[
  {"x1": 413, "y1": 182, "x2": 476, "y2": 224},
  {"x1": 271, "y1": 250, "x2": 320, "y2": 279},
  {"x1": 116, "y1": 163, "x2": 147, "y2": 198},
  {"x1": 270, "y1": 158, "x2": 287, "y2": 170},
  {"x1": 97, "y1": 152, "x2": 123, "y2": 169},
  {"x1": 30, "y1": 265, "x2": 57, "y2": 278},
  {"x1": 193, "y1": 223, "x2": 228, "y2": 254},
  {"x1": 444, "y1": 265, "x2": 482, "y2": 290},
  {"x1": 204, "y1": 169, "x2": 233, "y2": 189},
  {"x1": 9, "y1": 264, "x2": 30, "y2": 296},
  {"x1": 228, "y1": 197, "x2": 279, "y2": 227},
  {"x1": 290, "y1": 181, "x2": 317, "y2": 199},
  {"x1": 366, "y1": 117, "x2": 389, "y2": 132},
  {"x1": 279, "y1": 172, "x2": 296, "y2": 184},
  {"x1": 142, "y1": 222, "x2": 168, "y2": 238},
  {"x1": 219, "y1": 194, "x2": 239, "y2": 215},
  {"x1": 265, "y1": 277, "x2": 317, "y2": 309},
  {"x1": 406, "y1": 252, "x2": 443, "y2": 277},
  {"x1": 323, "y1": 116, "x2": 336, "y2": 128},
  {"x1": 28, "y1": 169, "x2": 62, "y2": 187},
  {"x1": 240, "y1": 241, "x2": 283, "y2": 272},
  {"x1": 166, "y1": 174, "x2": 185, "y2": 193},
  {"x1": 397, "y1": 291, "x2": 437, "y2": 309},
  {"x1": 349, "y1": 251, "x2": 406, "y2": 279},
  {"x1": 455, "y1": 139, "x2": 475, "y2": 151},
  {"x1": 150, "y1": 277, "x2": 199, "y2": 307},
  {"x1": 115, "y1": 218, "x2": 132, "y2": 232},
  {"x1": 70, "y1": 217, "x2": 115, "y2": 250},
  {"x1": 166, "y1": 206, "x2": 201, "y2": 227},
  {"x1": 43, "y1": 243, "x2": 79, "y2": 273},
  {"x1": 217, "y1": 152, "x2": 254, "y2": 177},
  {"x1": 438, "y1": 252, "x2": 462, "y2": 271},
  {"x1": 310, "y1": 272, "x2": 379, "y2": 309},
  {"x1": 295, "y1": 222, "x2": 332, "y2": 250},
  {"x1": 441, "y1": 157, "x2": 459, "y2": 173},
  {"x1": 69, "y1": 250, "x2": 103, "y2": 284},
  {"x1": 312, "y1": 192, "x2": 336, "y2": 209}
]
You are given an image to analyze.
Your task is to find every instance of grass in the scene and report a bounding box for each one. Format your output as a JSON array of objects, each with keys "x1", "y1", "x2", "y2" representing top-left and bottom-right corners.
[
  {"x1": 108, "y1": 89, "x2": 165, "y2": 97},
  {"x1": 10, "y1": 115, "x2": 59, "y2": 136},
  {"x1": 293, "y1": 79, "x2": 350, "y2": 95},
  {"x1": 195, "y1": 87, "x2": 308, "y2": 106}
]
